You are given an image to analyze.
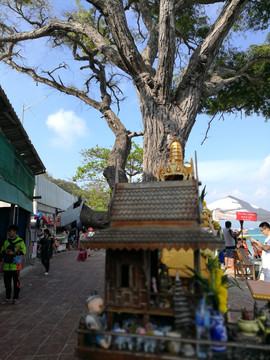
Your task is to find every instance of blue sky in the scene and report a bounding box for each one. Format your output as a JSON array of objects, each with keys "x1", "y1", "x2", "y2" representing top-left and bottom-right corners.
[{"x1": 0, "y1": 1, "x2": 269, "y2": 214}]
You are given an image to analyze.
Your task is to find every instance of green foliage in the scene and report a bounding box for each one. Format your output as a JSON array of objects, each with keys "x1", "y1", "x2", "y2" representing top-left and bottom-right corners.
[
  {"x1": 65, "y1": 0, "x2": 110, "y2": 62},
  {"x1": 237, "y1": 1, "x2": 270, "y2": 32},
  {"x1": 73, "y1": 146, "x2": 111, "y2": 183},
  {"x1": 126, "y1": 142, "x2": 143, "y2": 182},
  {"x1": 199, "y1": 185, "x2": 207, "y2": 204},
  {"x1": 42, "y1": 173, "x2": 81, "y2": 195},
  {"x1": 79, "y1": 181, "x2": 111, "y2": 211},
  {"x1": 201, "y1": 40, "x2": 270, "y2": 119},
  {"x1": 73, "y1": 142, "x2": 143, "y2": 209}
]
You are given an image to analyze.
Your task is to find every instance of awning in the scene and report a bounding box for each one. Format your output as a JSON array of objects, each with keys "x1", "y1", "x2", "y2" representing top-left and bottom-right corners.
[{"x1": 0, "y1": 177, "x2": 33, "y2": 212}]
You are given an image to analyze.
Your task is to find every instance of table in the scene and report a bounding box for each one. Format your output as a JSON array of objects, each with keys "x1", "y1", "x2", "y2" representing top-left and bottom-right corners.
[{"x1": 246, "y1": 280, "x2": 270, "y2": 302}]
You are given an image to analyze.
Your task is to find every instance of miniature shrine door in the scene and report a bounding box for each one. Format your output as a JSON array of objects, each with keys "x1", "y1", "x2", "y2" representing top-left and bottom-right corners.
[{"x1": 105, "y1": 249, "x2": 149, "y2": 311}]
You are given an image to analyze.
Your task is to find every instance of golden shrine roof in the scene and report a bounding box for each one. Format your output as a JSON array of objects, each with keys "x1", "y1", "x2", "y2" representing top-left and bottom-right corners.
[{"x1": 157, "y1": 140, "x2": 194, "y2": 181}]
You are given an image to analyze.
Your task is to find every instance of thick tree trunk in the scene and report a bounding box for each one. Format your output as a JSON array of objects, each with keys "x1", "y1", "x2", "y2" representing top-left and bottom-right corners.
[
  {"x1": 140, "y1": 90, "x2": 201, "y2": 182},
  {"x1": 80, "y1": 203, "x2": 109, "y2": 229},
  {"x1": 103, "y1": 132, "x2": 131, "y2": 188}
]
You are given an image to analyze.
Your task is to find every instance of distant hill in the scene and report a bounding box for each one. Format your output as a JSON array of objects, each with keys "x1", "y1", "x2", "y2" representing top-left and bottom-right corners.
[
  {"x1": 41, "y1": 173, "x2": 109, "y2": 211},
  {"x1": 42, "y1": 173, "x2": 81, "y2": 198}
]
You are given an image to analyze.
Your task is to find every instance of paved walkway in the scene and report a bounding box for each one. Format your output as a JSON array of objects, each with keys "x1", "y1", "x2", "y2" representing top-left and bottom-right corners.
[
  {"x1": 0, "y1": 250, "x2": 105, "y2": 360},
  {"x1": 0, "y1": 251, "x2": 264, "y2": 360}
]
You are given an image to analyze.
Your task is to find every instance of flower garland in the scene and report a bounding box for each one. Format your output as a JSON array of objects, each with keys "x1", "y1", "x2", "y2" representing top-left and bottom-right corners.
[{"x1": 187, "y1": 249, "x2": 240, "y2": 314}]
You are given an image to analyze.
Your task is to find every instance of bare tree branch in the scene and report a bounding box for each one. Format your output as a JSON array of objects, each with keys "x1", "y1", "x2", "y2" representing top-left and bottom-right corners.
[
  {"x1": 4, "y1": 57, "x2": 102, "y2": 111},
  {"x1": 203, "y1": 56, "x2": 270, "y2": 96},
  {"x1": 200, "y1": 113, "x2": 224, "y2": 145},
  {"x1": 175, "y1": 0, "x2": 248, "y2": 102},
  {"x1": 139, "y1": 0, "x2": 159, "y2": 71},
  {"x1": 88, "y1": 0, "x2": 147, "y2": 77},
  {"x1": 0, "y1": 42, "x2": 15, "y2": 61},
  {"x1": 175, "y1": 0, "x2": 224, "y2": 12},
  {"x1": 0, "y1": 18, "x2": 127, "y2": 72},
  {"x1": 203, "y1": 74, "x2": 240, "y2": 96},
  {"x1": 155, "y1": 0, "x2": 176, "y2": 101},
  {"x1": 128, "y1": 131, "x2": 144, "y2": 138}
]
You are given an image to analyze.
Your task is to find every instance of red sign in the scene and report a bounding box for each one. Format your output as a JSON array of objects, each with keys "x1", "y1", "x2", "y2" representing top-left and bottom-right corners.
[{"x1": 236, "y1": 212, "x2": 257, "y2": 221}]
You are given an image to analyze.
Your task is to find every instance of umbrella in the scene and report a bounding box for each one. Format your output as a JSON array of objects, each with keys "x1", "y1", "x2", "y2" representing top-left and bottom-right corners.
[{"x1": 208, "y1": 195, "x2": 270, "y2": 222}]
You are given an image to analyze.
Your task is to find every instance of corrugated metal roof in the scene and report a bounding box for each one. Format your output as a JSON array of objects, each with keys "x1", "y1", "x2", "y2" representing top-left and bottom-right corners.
[
  {"x1": 110, "y1": 180, "x2": 200, "y2": 222},
  {"x1": 0, "y1": 85, "x2": 45, "y2": 175},
  {"x1": 35, "y1": 175, "x2": 76, "y2": 211}
]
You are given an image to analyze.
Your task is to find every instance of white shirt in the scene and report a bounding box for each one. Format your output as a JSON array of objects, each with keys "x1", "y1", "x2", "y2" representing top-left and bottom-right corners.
[
  {"x1": 262, "y1": 235, "x2": 270, "y2": 271},
  {"x1": 222, "y1": 228, "x2": 235, "y2": 247}
]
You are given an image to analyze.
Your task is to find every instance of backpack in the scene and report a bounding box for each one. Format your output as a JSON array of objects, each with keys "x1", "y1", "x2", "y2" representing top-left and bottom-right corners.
[{"x1": 3, "y1": 239, "x2": 22, "y2": 264}]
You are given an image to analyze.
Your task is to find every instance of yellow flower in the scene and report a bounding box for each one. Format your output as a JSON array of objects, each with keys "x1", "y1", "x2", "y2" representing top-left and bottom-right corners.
[
  {"x1": 211, "y1": 268, "x2": 223, "y2": 291},
  {"x1": 218, "y1": 301, "x2": 227, "y2": 314},
  {"x1": 218, "y1": 286, "x2": 228, "y2": 299},
  {"x1": 217, "y1": 285, "x2": 228, "y2": 313}
]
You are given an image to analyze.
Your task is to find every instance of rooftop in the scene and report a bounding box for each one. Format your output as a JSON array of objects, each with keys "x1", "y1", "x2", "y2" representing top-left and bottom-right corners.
[
  {"x1": 0, "y1": 85, "x2": 45, "y2": 175},
  {"x1": 81, "y1": 180, "x2": 224, "y2": 251}
]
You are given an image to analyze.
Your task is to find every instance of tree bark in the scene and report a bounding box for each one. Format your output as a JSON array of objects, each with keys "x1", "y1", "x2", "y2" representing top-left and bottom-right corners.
[
  {"x1": 140, "y1": 98, "x2": 198, "y2": 182},
  {"x1": 80, "y1": 203, "x2": 109, "y2": 229}
]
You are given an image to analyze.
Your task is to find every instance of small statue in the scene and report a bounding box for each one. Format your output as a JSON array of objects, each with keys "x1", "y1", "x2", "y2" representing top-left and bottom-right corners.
[
  {"x1": 85, "y1": 293, "x2": 111, "y2": 349},
  {"x1": 159, "y1": 264, "x2": 172, "y2": 293},
  {"x1": 152, "y1": 277, "x2": 158, "y2": 293}
]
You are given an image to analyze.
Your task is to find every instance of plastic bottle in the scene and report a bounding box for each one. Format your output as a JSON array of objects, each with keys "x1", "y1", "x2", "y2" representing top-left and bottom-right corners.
[{"x1": 196, "y1": 298, "x2": 211, "y2": 359}]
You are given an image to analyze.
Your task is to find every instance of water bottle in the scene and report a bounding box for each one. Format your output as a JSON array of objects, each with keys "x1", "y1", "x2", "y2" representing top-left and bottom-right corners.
[{"x1": 196, "y1": 299, "x2": 211, "y2": 359}]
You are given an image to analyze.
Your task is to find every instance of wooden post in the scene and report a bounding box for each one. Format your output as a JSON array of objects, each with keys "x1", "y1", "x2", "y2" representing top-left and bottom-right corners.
[
  {"x1": 194, "y1": 249, "x2": 201, "y2": 298},
  {"x1": 194, "y1": 249, "x2": 201, "y2": 272}
]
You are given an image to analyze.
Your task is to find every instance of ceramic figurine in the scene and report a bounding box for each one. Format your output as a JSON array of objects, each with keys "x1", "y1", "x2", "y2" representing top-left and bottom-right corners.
[
  {"x1": 143, "y1": 324, "x2": 161, "y2": 353},
  {"x1": 112, "y1": 323, "x2": 127, "y2": 350},
  {"x1": 136, "y1": 327, "x2": 146, "y2": 351},
  {"x1": 85, "y1": 294, "x2": 111, "y2": 349}
]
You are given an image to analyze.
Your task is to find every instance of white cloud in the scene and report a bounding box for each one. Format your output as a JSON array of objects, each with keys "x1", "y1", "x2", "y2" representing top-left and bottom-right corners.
[
  {"x1": 46, "y1": 109, "x2": 88, "y2": 147},
  {"x1": 197, "y1": 156, "x2": 270, "y2": 210},
  {"x1": 198, "y1": 159, "x2": 258, "y2": 183},
  {"x1": 252, "y1": 154, "x2": 270, "y2": 181}
]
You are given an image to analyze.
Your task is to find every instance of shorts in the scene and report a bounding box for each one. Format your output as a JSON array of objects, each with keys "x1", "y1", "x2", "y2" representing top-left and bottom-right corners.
[{"x1": 225, "y1": 247, "x2": 235, "y2": 259}]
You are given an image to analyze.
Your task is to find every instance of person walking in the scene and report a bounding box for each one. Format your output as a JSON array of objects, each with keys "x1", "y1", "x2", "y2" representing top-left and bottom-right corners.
[
  {"x1": 223, "y1": 220, "x2": 243, "y2": 270},
  {"x1": 250, "y1": 222, "x2": 270, "y2": 281},
  {"x1": 38, "y1": 229, "x2": 52, "y2": 275},
  {"x1": 0, "y1": 224, "x2": 26, "y2": 304}
]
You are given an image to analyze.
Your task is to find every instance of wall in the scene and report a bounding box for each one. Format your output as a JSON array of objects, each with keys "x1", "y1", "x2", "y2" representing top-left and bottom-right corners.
[{"x1": 34, "y1": 175, "x2": 76, "y2": 216}]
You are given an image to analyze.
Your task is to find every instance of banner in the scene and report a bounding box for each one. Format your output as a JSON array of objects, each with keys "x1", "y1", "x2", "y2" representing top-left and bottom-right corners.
[{"x1": 236, "y1": 212, "x2": 257, "y2": 221}]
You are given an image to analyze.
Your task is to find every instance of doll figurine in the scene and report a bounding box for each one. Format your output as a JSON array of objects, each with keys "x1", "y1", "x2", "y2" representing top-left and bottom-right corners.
[{"x1": 85, "y1": 294, "x2": 111, "y2": 349}]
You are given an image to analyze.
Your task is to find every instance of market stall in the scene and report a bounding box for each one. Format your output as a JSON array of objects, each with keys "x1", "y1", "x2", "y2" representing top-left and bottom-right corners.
[{"x1": 55, "y1": 232, "x2": 68, "y2": 252}]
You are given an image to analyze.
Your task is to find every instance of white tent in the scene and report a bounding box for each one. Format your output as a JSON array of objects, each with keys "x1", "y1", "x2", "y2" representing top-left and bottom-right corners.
[{"x1": 208, "y1": 195, "x2": 270, "y2": 222}]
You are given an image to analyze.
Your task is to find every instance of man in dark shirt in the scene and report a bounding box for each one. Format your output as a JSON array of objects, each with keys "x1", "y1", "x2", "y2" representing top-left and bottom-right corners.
[{"x1": 38, "y1": 229, "x2": 52, "y2": 275}]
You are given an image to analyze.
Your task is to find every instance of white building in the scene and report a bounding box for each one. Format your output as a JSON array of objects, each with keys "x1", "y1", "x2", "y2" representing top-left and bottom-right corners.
[{"x1": 34, "y1": 175, "x2": 76, "y2": 220}]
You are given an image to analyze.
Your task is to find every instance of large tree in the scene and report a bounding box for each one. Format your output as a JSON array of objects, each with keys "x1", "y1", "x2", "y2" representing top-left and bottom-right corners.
[{"x1": 0, "y1": 0, "x2": 269, "y2": 225}]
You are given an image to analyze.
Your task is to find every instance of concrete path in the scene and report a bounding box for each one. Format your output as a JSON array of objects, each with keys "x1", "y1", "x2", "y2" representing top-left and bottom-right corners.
[
  {"x1": 0, "y1": 251, "x2": 264, "y2": 360},
  {"x1": 0, "y1": 250, "x2": 105, "y2": 360}
]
